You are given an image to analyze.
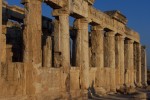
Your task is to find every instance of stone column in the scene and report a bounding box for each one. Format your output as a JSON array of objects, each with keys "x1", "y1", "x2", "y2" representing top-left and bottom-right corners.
[
  {"x1": 22, "y1": 0, "x2": 42, "y2": 66},
  {"x1": 59, "y1": 14, "x2": 70, "y2": 71},
  {"x1": 135, "y1": 43, "x2": 142, "y2": 87},
  {"x1": 104, "y1": 31, "x2": 116, "y2": 92},
  {"x1": 53, "y1": 9, "x2": 70, "y2": 98},
  {"x1": 115, "y1": 35, "x2": 125, "y2": 88},
  {"x1": 43, "y1": 36, "x2": 52, "y2": 67},
  {"x1": 1, "y1": 19, "x2": 7, "y2": 64},
  {"x1": 91, "y1": 25, "x2": 104, "y2": 68},
  {"x1": 0, "y1": 0, "x2": 1, "y2": 44},
  {"x1": 141, "y1": 46, "x2": 148, "y2": 87},
  {"x1": 0, "y1": 5, "x2": 8, "y2": 64},
  {"x1": 74, "y1": 18, "x2": 89, "y2": 96},
  {"x1": 53, "y1": 10, "x2": 70, "y2": 72},
  {"x1": 91, "y1": 25, "x2": 104, "y2": 92},
  {"x1": 0, "y1": 0, "x2": 2, "y2": 76},
  {"x1": 124, "y1": 39, "x2": 134, "y2": 87}
]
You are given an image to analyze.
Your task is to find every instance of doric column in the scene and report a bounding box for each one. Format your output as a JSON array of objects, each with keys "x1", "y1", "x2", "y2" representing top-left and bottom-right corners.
[
  {"x1": 74, "y1": 18, "x2": 89, "y2": 96},
  {"x1": 135, "y1": 43, "x2": 142, "y2": 87},
  {"x1": 43, "y1": 36, "x2": 52, "y2": 67},
  {"x1": 91, "y1": 25, "x2": 104, "y2": 68},
  {"x1": 0, "y1": 0, "x2": 1, "y2": 44},
  {"x1": 141, "y1": 46, "x2": 148, "y2": 87},
  {"x1": 124, "y1": 39, "x2": 134, "y2": 87},
  {"x1": 22, "y1": 0, "x2": 42, "y2": 66},
  {"x1": 0, "y1": 0, "x2": 2, "y2": 76},
  {"x1": 53, "y1": 9, "x2": 70, "y2": 72},
  {"x1": 59, "y1": 14, "x2": 70, "y2": 70},
  {"x1": 104, "y1": 31, "x2": 116, "y2": 92},
  {"x1": 104, "y1": 31, "x2": 115, "y2": 68},
  {"x1": 0, "y1": 4, "x2": 8, "y2": 64},
  {"x1": 53, "y1": 9, "x2": 70, "y2": 99},
  {"x1": 115, "y1": 35, "x2": 125, "y2": 88},
  {"x1": 91, "y1": 25, "x2": 104, "y2": 92}
]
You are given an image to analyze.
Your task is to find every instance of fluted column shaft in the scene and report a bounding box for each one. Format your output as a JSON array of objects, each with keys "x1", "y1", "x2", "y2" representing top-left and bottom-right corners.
[
  {"x1": 115, "y1": 35, "x2": 125, "y2": 88},
  {"x1": 91, "y1": 26, "x2": 104, "y2": 68},
  {"x1": 91, "y1": 25, "x2": 104, "y2": 91},
  {"x1": 136, "y1": 43, "x2": 142, "y2": 86},
  {"x1": 43, "y1": 36, "x2": 52, "y2": 67},
  {"x1": 124, "y1": 39, "x2": 134, "y2": 87},
  {"x1": 22, "y1": 0, "x2": 42, "y2": 66},
  {"x1": 105, "y1": 31, "x2": 116, "y2": 92},
  {"x1": 53, "y1": 10, "x2": 70, "y2": 97},
  {"x1": 141, "y1": 46, "x2": 148, "y2": 86},
  {"x1": 104, "y1": 31, "x2": 115, "y2": 68},
  {"x1": 0, "y1": 0, "x2": 2, "y2": 76},
  {"x1": 59, "y1": 14, "x2": 70, "y2": 71},
  {"x1": 74, "y1": 18, "x2": 89, "y2": 93}
]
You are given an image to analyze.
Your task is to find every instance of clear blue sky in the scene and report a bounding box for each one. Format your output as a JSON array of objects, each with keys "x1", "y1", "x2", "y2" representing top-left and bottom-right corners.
[{"x1": 5, "y1": 0, "x2": 150, "y2": 67}]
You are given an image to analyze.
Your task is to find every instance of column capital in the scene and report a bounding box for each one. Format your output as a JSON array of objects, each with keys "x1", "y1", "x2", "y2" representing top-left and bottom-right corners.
[
  {"x1": 91, "y1": 25, "x2": 104, "y2": 31},
  {"x1": 115, "y1": 35, "x2": 125, "y2": 41},
  {"x1": 105, "y1": 31, "x2": 116, "y2": 37},
  {"x1": 73, "y1": 18, "x2": 88, "y2": 30},
  {"x1": 80, "y1": 18, "x2": 89, "y2": 23},
  {"x1": 125, "y1": 39, "x2": 134, "y2": 44}
]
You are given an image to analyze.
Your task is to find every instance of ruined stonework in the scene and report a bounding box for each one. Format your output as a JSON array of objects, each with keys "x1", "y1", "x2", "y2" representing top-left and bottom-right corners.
[{"x1": 0, "y1": 0, "x2": 148, "y2": 99}]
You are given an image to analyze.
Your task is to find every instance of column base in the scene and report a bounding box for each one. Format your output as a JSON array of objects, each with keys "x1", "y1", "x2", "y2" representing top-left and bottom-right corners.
[
  {"x1": 130, "y1": 83, "x2": 136, "y2": 88},
  {"x1": 142, "y1": 83, "x2": 148, "y2": 88},
  {"x1": 95, "y1": 87, "x2": 107, "y2": 96},
  {"x1": 70, "y1": 90, "x2": 82, "y2": 99},
  {"x1": 136, "y1": 83, "x2": 142, "y2": 87},
  {"x1": 110, "y1": 88, "x2": 116, "y2": 93},
  {"x1": 81, "y1": 90, "x2": 88, "y2": 99},
  {"x1": 61, "y1": 91, "x2": 71, "y2": 99}
]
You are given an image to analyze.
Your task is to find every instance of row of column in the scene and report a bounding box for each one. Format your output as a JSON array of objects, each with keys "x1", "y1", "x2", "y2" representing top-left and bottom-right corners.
[
  {"x1": 90, "y1": 26, "x2": 148, "y2": 90},
  {"x1": 4, "y1": 0, "x2": 147, "y2": 95}
]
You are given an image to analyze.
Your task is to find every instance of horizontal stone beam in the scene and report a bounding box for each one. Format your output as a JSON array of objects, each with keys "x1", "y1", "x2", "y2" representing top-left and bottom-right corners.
[
  {"x1": 88, "y1": 6, "x2": 140, "y2": 42},
  {"x1": 44, "y1": 0, "x2": 67, "y2": 9},
  {"x1": 2, "y1": 1, "x2": 140, "y2": 43}
]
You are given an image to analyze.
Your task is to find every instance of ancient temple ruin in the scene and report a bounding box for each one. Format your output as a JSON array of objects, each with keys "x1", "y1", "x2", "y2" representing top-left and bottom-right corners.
[{"x1": 0, "y1": 0, "x2": 148, "y2": 99}]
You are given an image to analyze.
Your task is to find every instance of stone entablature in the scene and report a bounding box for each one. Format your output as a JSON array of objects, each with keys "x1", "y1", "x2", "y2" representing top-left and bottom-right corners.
[
  {"x1": 105, "y1": 10, "x2": 127, "y2": 25},
  {"x1": 4, "y1": 0, "x2": 140, "y2": 43}
]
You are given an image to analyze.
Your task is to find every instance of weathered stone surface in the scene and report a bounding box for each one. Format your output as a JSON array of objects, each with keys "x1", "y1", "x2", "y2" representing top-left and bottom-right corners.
[
  {"x1": 124, "y1": 39, "x2": 135, "y2": 87},
  {"x1": 0, "y1": 0, "x2": 1, "y2": 64},
  {"x1": 71, "y1": 0, "x2": 88, "y2": 18},
  {"x1": 0, "y1": 63, "x2": 25, "y2": 97},
  {"x1": 91, "y1": 25, "x2": 105, "y2": 94},
  {"x1": 0, "y1": 0, "x2": 147, "y2": 99},
  {"x1": 104, "y1": 31, "x2": 116, "y2": 92},
  {"x1": 134, "y1": 43, "x2": 142, "y2": 87},
  {"x1": 74, "y1": 19, "x2": 90, "y2": 97},
  {"x1": 141, "y1": 46, "x2": 148, "y2": 87},
  {"x1": 115, "y1": 35, "x2": 125, "y2": 88},
  {"x1": 23, "y1": 0, "x2": 42, "y2": 66},
  {"x1": 43, "y1": 36, "x2": 52, "y2": 67}
]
